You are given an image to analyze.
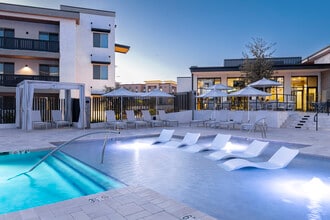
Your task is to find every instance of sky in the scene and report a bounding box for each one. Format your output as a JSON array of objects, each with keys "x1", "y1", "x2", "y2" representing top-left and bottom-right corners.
[{"x1": 2, "y1": 0, "x2": 330, "y2": 83}]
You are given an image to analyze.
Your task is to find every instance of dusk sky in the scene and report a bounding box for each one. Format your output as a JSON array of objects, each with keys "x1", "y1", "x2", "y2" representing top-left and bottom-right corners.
[{"x1": 2, "y1": 0, "x2": 330, "y2": 83}]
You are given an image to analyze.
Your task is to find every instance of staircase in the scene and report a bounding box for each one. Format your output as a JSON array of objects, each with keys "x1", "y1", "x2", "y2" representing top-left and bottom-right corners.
[{"x1": 281, "y1": 112, "x2": 330, "y2": 130}]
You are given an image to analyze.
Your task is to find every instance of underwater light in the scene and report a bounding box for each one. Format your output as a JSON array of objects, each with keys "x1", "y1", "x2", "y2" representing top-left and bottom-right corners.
[
  {"x1": 302, "y1": 177, "x2": 329, "y2": 200},
  {"x1": 222, "y1": 142, "x2": 247, "y2": 153}
]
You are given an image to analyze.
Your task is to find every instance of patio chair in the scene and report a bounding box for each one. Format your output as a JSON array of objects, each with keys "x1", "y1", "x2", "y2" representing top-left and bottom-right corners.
[
  {"x1": 125, "y1": 110, "x2": 148, "y2": 128},
  {"x1": 164, "y1": 132, "x2": 200, "y2": 148},
  {"x1": 32, "y1": 110, "x2": 49, "y2": 129},
  {"x1": 158, "y1": 110, "x2": 179, "y2": 126},
  {"x1": 206, "y1": 139, "x2": 269, "y2": 160},
  {"x1": 141, "y1": 110, "x2": 164, "y2": 127},
  {"x1": 219, "y1": 146, "x2": 299, "y2": 171},
  {"x1": 152, "y1": 129, "x2": 175, "y2": 144},
  {"x1": 51, "y1": 110, "x2": 71, "y2": 128},
  {"x1": 241, "y1": 115, "x2": 268, "y2": 138},
  {"x1": 185, "y1": 133, "x2": 231, "y2": 153},
  {"x1": 105, "y1": 110, "x2": 127, "y2": 129}
]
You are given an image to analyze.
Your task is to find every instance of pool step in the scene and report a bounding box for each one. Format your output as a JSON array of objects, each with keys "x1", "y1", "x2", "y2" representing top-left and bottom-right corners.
[
  {"x1": 45, "y1": 155, "x2": 105, "y2": 195},
  {"x1": 53, "y1": 151, "x2": 123, "y2": 190}
]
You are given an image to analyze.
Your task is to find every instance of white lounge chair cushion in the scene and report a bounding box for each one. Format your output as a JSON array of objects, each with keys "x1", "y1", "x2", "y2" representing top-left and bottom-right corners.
[
  {"x1": 206, "y1": 140, "x2": 269, "y2": 160},
  {"x1": 184, "y1": 133, "x2": 231, "y2": 153},
  {"x1": 219, "y1": 146, "x2": 299, "y2": 171},
  {"x1": 164, "y1": 132, "x2": 200, "y2": 148},
  {"x1": 152, "y1": 129, "x2": 175, "y2": 144}
]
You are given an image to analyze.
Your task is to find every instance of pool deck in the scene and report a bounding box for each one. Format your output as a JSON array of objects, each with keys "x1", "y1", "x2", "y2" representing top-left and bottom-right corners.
[{"x1": 1, "y1": 124, "x2": 330, "y2": 219}]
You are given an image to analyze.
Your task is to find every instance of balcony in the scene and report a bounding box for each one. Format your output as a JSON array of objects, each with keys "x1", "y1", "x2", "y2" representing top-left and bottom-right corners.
[
  {"x1": 0, "y1": 37, "x2": 59, "y2": 52},
  {"x1": 0, "y1": 74, "x2": 59, "y2": 87}
]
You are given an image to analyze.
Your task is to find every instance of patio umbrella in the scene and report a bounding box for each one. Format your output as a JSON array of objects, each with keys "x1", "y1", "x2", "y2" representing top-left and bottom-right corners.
[
  {"x1": 143, "y1": 89, "x2": 174, "y2": 114},
  {"x1": 102, "y1": 87, "x2": 137, "y2": 120},
  {"x1": 197, "y1": 89, "x2": 228, "y2": 118},
  {"x1": 208, "y1": 83, "x2": 232, "y2": 91},
  {"x1": 228, "y1": 86, "x2": 271, "y2": 120},
  {"x1": 248, "y1": 77, "x2": 282, "y2": 91}
]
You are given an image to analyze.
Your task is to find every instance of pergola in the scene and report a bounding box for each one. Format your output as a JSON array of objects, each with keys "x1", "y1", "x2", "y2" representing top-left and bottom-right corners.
[{"x1": 15, "y1": 80, "x2": 85, "y2": 131}]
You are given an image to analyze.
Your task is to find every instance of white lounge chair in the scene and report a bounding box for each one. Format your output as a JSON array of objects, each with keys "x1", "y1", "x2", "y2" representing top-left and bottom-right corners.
[
  {"x1": 164, "y1": 132, "x2": 200, "y2": 148},
  {"x1": 141, "y1": 110, "x2": 163, "y2": 127},
  {"x1": 152, "y1": 129, "x2": 175, "y2": 144},
  {"x1": 184, "y1": 133, "x2": 231, "y2": 153},
  {"x1": 105, "y1": 110, "x2": 127, "y2": 129},
  {"x1": 51, "y1": 110, "x2": 71, "y2": 128},
  {"x1": 219, "y1": 146, "x2": 299, "y2": 171},
  {"x1": 158, "y1": 110, "x2": 179, "y2": 126},
  {"x1": 206, "y1": 139, "x2": 269, "y2": 160},
  {"x1": 125, "y1": 110, "x2": 148, "y2": 128},
  {"x1": 32, "y1": 110, "x2": 49, "y2": 129}
]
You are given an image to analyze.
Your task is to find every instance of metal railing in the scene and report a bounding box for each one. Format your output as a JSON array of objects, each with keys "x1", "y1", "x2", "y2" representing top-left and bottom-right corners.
[
  {"x1": 8, "y1": 130, "x2": 120, "y2": 180},
  {"x1": 0, "y1": 74, "x2": 59, "y2": 87},
  {"x1": 0, "y1": 37, "x2": 59, "y2": 52}
]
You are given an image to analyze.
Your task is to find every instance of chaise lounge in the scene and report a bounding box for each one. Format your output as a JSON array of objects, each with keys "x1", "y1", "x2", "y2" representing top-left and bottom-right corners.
[
  {"x1": 206, "y1": 139, "x2": 269, "y2": 160},
  {"x1": 219, "y1": 146, "x2": 299, "y2": 171},
  {"x1": 152, "y1": 129, "x2": 175, "y2": 144},
  {"x1": 164, "y1": 132, "x2": 200, "y2": 148},
  {"x1": 184, "y1": 133, "x2": 231, "y2": 153}
]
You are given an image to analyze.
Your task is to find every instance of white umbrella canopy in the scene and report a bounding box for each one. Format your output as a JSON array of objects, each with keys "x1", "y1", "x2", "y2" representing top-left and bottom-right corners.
[
  {"x1": 229, "y1": 86, "x2": 271, "y2": 97},
  {"x1": 197, "y1": 89, "x2": 228, "y2": 98},
  {"x1": 102, "y1": 87, "x2": 138, "y2": 120},
  {"x1": 229, "y1": 86, "x2": 271, "y2": 120},
  {"x1": 142, "y1": 89, "x2": 174, "y2": 114},
  {"x1": 248, "y1": 77, "x2": 282, "y2": 91},
  {"x1": 208, "y1": 83, "x2": 232, "y2": 90}
]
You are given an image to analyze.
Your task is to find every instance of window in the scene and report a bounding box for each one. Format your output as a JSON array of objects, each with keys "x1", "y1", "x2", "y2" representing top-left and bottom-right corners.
[
  {"x1": 39, "y1": 32, "x2": 59, "y2": 41},
  {"x1": 39, "y1": 64, "x2": 59, "y2": 76},
  {"x1": 0, "y1": 62, "x2": 14, "y2": 74},
  {"x1": 93, "y1": 65, "x2": 108, "y2": 80},
  {"x1": 0, "y1": 28, "x2": 14, "y2": 37},
  {"x1": 93, "y1": 33, "x2": 108, "y2": 48}
]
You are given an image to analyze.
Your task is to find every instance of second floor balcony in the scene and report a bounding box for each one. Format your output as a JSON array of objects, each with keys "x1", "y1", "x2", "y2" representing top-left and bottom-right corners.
[
  {"x1": 0, "y1": 37, "x2": 59, "y2": 53},
  {"x1": 0, "y1": 74, "x2": 59, "y2": 87}
]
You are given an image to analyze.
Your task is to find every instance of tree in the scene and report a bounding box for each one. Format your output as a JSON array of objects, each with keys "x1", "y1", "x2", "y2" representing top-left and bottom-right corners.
[{"x1": 240, "y1": 38, "x2": 276, "y2": 84}]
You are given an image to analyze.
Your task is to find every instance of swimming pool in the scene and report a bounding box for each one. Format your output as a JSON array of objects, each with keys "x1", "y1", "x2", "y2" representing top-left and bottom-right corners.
[
  {"x1": 61, "y1": 136, "x2": 330, "y2": 220},
  {"x1": 0, "y1": 150, "x2": 124, "y2": 214}
]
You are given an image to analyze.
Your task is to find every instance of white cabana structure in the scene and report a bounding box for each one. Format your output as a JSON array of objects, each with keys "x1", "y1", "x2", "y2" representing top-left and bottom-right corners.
[{"x1": 16, "y1": 80, "x2": 85, "y2": 131}]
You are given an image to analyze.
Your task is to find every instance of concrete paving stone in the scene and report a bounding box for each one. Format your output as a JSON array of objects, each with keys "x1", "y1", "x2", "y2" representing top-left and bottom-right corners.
[
  {"x1": 93, "y1": 216, "x2": 110, "y2": 220},
  {"x1": 70, "y1": 211, "x2": 90, "y2": 220},
  {"x1": 169, "y1": 206, "x2": 201, "y2": 219},
  {"x1": 114, "y1": 202, "x2": 144, "y2": 216},
  {"x1": 140, "y1": 202, "x2": 163, "y2": 214},
  {"x1": 125, "y1": 210, "x2": 153, "y2": 220},
  {"x1": 142, "y1": 211, "x2": 179, "y2": 220},
  {"x1": 105, "y1": 212, "x2": 126, "y2": 220}
]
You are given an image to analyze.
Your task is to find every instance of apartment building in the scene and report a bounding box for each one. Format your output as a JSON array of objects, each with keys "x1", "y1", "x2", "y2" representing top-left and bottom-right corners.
[{"x1": 0, "y1": 3, "x2": 129, "y2": 101}]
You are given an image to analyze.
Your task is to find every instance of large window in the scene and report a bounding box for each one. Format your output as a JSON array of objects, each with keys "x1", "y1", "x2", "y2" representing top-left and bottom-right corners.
[
  {"x1": 93, "y1": 33, "x2": 108, "y2": 48},
  {"x1": 197, "y1": 78, "x2": 221, "y2": 96},
  {"x1": 93, "y1": 65, "x2": 108, "y2": 80},
  {"x1": 0, "y1": 28, "x2": 14, "y2": 37},
  {"x1": 39, "y1": 32, "x2": 59, "y2": 41},
  {"x1": 0, "y1": 62, "x2": 14, "y2": 74},
  {"x1": 39, "y1": 64, "x2": 59, "y2": 76}
]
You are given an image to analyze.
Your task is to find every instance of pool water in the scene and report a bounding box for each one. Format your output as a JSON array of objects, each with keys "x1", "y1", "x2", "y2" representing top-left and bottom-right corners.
[
  {"x1": 0, "y1": 150, "x2": 124, "y2": 214},
  {"x1": 61, "y1": 137, "x2": 330, "y2": 220}
]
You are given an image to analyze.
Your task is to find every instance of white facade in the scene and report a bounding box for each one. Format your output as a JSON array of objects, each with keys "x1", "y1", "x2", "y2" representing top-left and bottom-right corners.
[{"x1": 0, "y1": 3, "x2": 116, "y2": 97}]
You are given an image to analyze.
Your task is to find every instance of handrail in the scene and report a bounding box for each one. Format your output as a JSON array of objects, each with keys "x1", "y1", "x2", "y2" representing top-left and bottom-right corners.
[{"x1": 25, "y1": 130, "x2": 119, "y2": 174}]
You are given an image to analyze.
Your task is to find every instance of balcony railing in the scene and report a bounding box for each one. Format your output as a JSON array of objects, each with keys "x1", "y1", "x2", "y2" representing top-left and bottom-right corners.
[
  {"x1": 0, "y1": 37, "x2": 59, "y2": 52},
  {"x1": 0, "y1": 74, "x2": 59, "y2": 87}
]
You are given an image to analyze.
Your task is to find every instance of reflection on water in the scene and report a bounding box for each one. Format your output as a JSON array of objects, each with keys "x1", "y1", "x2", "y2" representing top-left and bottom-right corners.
[{"x1": 308, "y1": 199, "x2": 322, "y2": 220}]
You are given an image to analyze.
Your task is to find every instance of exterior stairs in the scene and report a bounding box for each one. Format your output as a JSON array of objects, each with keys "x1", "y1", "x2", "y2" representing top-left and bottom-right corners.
[{"x1": 281, "y1": 112, "x2": 330, "y2": 130}]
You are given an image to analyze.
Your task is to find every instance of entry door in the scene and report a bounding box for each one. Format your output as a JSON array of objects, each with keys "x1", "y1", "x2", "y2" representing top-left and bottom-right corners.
[
  {"x1": 307, "y1": 88, "x2": 317, "y2": 111},
  {"x1": 295, "y1": 90, "x2": 303, "y2": 111}
]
